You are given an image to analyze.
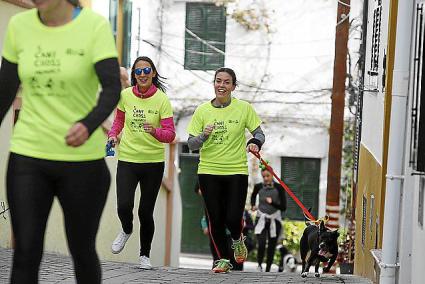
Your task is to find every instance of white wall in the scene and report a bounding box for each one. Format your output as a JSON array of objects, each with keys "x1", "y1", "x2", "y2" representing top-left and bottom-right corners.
[
  {"x1": 360, "y1": 0, "x2": 391, "y2": 165},
  {"x1": 165, "y1": 0, "x2": 362, "y2": 222}
]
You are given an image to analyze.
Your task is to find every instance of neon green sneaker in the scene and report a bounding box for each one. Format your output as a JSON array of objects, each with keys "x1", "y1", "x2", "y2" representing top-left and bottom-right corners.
[
  {"x1": 212, "y1": 259, "x2": 232, "y2": 273},
  {"x1": 232, "y1": 235, "x2": 248, "y2": 264}
]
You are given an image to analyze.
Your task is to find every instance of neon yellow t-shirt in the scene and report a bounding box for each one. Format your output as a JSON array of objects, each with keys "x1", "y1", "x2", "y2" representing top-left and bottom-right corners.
[
  {"x1": 117, "y1": 88, "x2": 173, "y2": 163},
  {"x1": 1, "y1": 9, "x2": 118, "y2": 161},
  {"x1": 187, "y1": 97, "x2": 262, "y2": 175}
]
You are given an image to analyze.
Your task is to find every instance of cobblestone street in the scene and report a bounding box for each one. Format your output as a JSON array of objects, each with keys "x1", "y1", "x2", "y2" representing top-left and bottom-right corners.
[{"x1": 0, "y1": 248, "x2": 371, "y2": 284}]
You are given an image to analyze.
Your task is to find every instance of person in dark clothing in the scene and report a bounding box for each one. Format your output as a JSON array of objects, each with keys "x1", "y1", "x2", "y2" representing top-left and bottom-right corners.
[{"x1": 250, "y1": 166, "x2": 287, "y2": 272}]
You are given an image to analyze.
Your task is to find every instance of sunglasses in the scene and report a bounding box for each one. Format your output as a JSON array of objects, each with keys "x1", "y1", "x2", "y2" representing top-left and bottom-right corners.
[{"x1": 134, "y1": 67, "x2": 152, "y2": 75}]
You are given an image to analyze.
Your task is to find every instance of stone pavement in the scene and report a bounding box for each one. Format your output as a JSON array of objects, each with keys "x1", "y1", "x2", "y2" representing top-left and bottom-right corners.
[{"x1": 0, "y1": 248, "x2": 371, "y2": 284}]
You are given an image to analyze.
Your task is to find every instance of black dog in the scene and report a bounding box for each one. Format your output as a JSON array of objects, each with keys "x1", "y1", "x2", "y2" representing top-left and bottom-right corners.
[{"x1": 300, "y1": 220, "x2": 339, "y2": 278}]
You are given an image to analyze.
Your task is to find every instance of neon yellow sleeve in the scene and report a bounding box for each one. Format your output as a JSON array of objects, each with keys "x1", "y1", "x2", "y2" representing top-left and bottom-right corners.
[
  {"x1": 160, "y1": 95, "x2": 173, "y2": 119},
  {"x1": 187, "y1": 107, "x2": 204, "y2": 136},
  {"x1": 2, "y1": 19, "x2": 18, "y2": 63},
  {"x1": 117, "y1": 90, "x2": 125, "y2": 112},
  {"x1": 245, "y1": 103, "x2": 262, "y2": 132},
  {"x1": 91, "y1": 17, "x2": 118, "y2": 63}
]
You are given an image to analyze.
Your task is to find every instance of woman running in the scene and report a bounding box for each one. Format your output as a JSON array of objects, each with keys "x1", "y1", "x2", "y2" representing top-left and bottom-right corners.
[
  {"x1": 108, "y1": 56, "x2": 175, "y2": 270},
  {"x1": 251, "y1": 165, "x2": 287, "y2": 272},
  {"x1": 187, "y1": 67, "x2": 265, "y2": 273}
]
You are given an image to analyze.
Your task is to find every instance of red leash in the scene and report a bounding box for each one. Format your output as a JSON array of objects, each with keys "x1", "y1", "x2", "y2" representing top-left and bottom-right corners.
[{"x1": 251, "y1": 151, "x2": 317, "y2": 221}]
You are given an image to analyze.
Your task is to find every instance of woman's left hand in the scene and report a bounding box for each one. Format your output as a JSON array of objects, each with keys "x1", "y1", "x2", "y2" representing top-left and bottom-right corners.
[
  {"x1": 266, "y1": 197, "x2": 272, "y2": 204},
  {"x1": 246, "y1": 143, "x2": 259, "y2": 153},
  {"x1": 143, "y1": 122, "x2": 156, "y2": 134},
  {"x1": 66, "y1": 122, "x2": 89, "y2": 147}
]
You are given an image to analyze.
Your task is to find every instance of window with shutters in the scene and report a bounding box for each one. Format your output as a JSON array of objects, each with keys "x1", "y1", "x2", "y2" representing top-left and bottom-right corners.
[
  {"x1": 362, "y1": 195, "x2": 367, "y2": 247},
  {"x1": 185, "y1": 3, "x2": 226, "y2": 70},
  {"x1": 410, "y1": 2, "x2": 425, "y2": 172},
  {"x1": 369, "y1": 0, "x2": 382, "y2": 76},
  {"x1": 280, "y1": 157, "x2": 320, "y2": 221}
]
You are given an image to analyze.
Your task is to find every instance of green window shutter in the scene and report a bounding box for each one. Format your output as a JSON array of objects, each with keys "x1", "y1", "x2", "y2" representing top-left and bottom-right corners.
[
  {"x1": 185, "y1": 3, "x2": 226, "y2": 70},
  {"x1": 122, "y1": 0, "x2": 132, "y2": 68},
  {"x1": 179, "y1": 154, "x2": 211, "y2": 254},
  {"x1": 281, "y1": 157, "x2": 320, "y2": 221}
]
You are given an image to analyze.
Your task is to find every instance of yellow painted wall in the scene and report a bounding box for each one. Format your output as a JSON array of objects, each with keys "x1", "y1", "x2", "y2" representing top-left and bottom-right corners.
[{"x1": 354, "y1": 144, "x2": 384, "y2": 282}]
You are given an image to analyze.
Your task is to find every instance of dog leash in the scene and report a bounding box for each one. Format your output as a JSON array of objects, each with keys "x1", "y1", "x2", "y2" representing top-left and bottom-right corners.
[{"x1": 250, "y1": 151, "x2": 317, "y2": 221}]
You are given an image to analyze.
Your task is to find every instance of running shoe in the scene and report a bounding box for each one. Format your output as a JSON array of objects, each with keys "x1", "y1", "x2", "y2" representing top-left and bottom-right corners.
[
  {"x1": 139, "y1": 255, "x2": 152, "y2": 270},
  {"x1": 232, "y1": 235, "x2": 248, "y2": 264},
  {"x1": 212, "y1": 259, "x2": 232, "y2": 273},
  {"x1": 111, "y1": 231, "x2": 131, "y2": 254}
]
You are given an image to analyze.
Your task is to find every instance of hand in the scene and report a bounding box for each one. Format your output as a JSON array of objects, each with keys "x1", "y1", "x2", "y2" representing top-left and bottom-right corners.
[
  {"x1": 203, "y1": 228, "x2": 209, "y2": 235},
  {"x1": 266, "y1": 197, "x2": 272, "y2": 204},
  {"x1": 66, "y1": 122, "x2": 89, "y2": 147},
  {"x1": 108, "y1": 136, "x2": 117, "y2": 147},
  {"x1": 203, "y1": 124, "x2": 214, "y2": 137},
  {"x1": 251, "y1": 205, "x2": 257, "y2": 212},
  {"x1": 143, "y1": 122, "x2": 156, "y2": 134},
  {"x1": 246, "y1": 143, "x2": 259, "y2": 153}
]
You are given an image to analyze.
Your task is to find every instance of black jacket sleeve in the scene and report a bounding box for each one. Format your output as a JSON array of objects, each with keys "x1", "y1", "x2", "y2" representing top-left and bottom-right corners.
[
  {"x1": 250, "y1": 183, "x2": 261, "y2": 207},
  {"x1": 271, "y1": 182, "x2": 287, "y2": 212},
  {"x1": 78, "y1": 58, "x2": 121, "y2": 135},
  {"x1": 0, "y1": 57, "x2": 20, "y2": 126}
]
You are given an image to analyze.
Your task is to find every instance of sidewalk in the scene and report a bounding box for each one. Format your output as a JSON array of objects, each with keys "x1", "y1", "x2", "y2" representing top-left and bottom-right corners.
[{"x1": 0, "y1": 248, "x2": 372, "y2": 283}]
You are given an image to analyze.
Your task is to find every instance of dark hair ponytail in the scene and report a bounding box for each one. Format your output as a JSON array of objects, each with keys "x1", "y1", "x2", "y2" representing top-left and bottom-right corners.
[{"x1": 130, "y1": 56, "x2": 167, "y2": 92}]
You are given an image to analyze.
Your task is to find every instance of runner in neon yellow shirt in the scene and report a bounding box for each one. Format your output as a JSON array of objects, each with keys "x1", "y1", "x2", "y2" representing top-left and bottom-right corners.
[
  {"x1": 0, "y1": 1, "x2": 120, "y2": 283},
  {"x1": 187, "y1": 67, "x2": 265, "y2": 273},
  {"x1": 107, "y1": 56, "x2": 176, "y2": 269}
]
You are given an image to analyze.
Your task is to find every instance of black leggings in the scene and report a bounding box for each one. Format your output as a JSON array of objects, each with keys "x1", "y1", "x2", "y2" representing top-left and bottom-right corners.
[
  {"x1": 256, "y1": 218, "x2": 282, "y2": 272},
  {"x1": 198, "y1": 174, "x2": 248, "y2": 260},
  {"x1": 116, "y1": 161, "x2": 164, "y2": 257},
  {"x1": 7, "y1": 153, "x2": 110, "y2": 284}
]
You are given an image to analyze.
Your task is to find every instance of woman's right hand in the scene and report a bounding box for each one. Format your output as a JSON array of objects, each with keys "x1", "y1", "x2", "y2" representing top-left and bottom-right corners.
[
  {"x1": 203, "y1": 124, "x2": 214, "y2": 137},
  {"x1": 108, "y1": 136, "x2": 117, "y2": 147}
]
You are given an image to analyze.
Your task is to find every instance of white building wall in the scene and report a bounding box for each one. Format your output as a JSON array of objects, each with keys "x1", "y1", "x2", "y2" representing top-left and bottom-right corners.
[{"x1": 360, "y1": 0, "x2": 391, "y2": 165}]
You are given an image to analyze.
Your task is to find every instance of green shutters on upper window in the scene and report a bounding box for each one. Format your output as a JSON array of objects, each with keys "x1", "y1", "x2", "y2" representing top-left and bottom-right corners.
[
  {"x1": 185, "y1": 3, "x2": 226, "y2": 70},
  {"x1": 281, "y1": 157, "x2": 321, "y2": 221}
]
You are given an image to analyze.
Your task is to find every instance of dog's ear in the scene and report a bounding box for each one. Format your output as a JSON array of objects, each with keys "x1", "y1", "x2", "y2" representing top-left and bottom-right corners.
[
  {"x1": 319, "y1": 220, "x2": 326, "y2": 231},
  {"x1": 332, "y1": 230, "x2": 340, "y2": 238}
]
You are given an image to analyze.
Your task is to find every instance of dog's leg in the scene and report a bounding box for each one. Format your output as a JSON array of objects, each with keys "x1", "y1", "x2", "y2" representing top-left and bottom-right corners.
[
  {"x1": 314, "y1": 261, "x2": 320, "y2": 277},
  {"x1": 323, "y1": 255, "x2": 337, "y2": 273},
  {"x1": 301, "y1": 255, "x2": 315, "y2": 278},
  {"x1": 300, "y1": 235, "x2": 308, "y2": 277}
]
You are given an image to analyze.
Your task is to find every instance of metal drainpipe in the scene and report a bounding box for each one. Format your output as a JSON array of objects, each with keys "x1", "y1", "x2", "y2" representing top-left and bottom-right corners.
[{"x1": 380, "y1": 0, "x2": 413, "y2": 283}]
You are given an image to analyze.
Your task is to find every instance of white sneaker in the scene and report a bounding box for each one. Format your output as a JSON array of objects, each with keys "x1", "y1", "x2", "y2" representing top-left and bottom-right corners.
[
  {"x1": 139, "y1": 255, "x2": 152, "y2": 270},
  {"x1": 111, "y1": 231, "x2": 131, "y2": 254}
]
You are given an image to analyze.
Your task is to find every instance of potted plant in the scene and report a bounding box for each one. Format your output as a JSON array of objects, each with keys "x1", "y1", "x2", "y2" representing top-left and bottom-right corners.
[{"x1": 337, "y1": 220, "x2": 355, "y2": 274}]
